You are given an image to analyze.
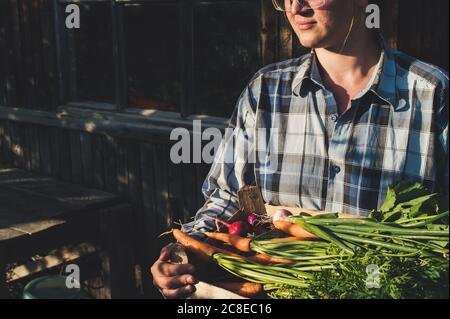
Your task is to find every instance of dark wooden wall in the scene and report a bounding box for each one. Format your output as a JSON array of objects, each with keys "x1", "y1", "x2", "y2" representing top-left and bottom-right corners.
[
  {"x1": 0, "y1": 118, "x2": 211, "y2": 296},
  {"x1": 1, "y1": 0, "x2": 449, "y2": 297}
]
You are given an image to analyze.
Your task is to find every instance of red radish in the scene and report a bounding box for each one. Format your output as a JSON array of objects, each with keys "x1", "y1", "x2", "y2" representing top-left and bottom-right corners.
[
  {"x1": 247, "y1": 213, "x2": 260, "y2": 226},
  {"x1": 204, "y1": 215, "x2": 250, "y2": 236},
  {"x1": 228, "y1": 221, "x2": 250, "y2": 236},
  {"x1": 273, "y1": 209, "x2": 293, "y2": 222}
]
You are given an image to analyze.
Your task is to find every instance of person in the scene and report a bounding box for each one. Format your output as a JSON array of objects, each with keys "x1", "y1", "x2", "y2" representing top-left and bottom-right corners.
[{"x1": 151, "y1": 0, "x2": 449, "y2": 298}]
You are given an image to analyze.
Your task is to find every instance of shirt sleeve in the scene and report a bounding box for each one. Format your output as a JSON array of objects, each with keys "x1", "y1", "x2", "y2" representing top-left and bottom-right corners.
[
  {"x1": 181, "y1": 85, "x2": 257, "y2": 239},
  {"x1": 435, "y1": 85, "x2": 449, "y2": 195}
]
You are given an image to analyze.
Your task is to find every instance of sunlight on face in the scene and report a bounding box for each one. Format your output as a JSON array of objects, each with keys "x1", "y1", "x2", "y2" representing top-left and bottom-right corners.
[{"x1": 285, "y1": 0, "x2": 357, "y2": 50}]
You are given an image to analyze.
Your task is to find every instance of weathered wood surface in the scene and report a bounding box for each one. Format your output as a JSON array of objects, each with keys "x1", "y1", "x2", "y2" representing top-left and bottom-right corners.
[
  {"x1": 8, "y1": 242, "x2": 97, "y2": 282},
  {"x1": 0, "y1": 168, "x2": 119, "y2": 241},
  {"x1": 0, "y1": 168, "x2": 137, "y2": 298}
]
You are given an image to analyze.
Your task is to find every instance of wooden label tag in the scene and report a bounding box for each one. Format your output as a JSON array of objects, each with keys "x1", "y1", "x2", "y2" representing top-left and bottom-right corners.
[{"x1": 237, "y1": 185, "x2": 267, "y2": 216}]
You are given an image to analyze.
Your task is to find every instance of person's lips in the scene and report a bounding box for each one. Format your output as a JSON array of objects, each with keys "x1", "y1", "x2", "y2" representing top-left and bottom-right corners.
[{"x1": 296, "y1": 20, "x2": 316, "y2": 31}]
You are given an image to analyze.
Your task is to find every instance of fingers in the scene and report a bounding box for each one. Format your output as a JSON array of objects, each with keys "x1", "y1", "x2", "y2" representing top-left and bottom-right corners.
[
  {"x1": 157, "y1": 274, "x2": 197, "y2": 290},
  {"x1": 152, "y1": 244, "x2": 199, "y2": 299},
  {"x1": 157, "y1": 262, "x2": 196, "y2": 277},
  {"x1": 158, "y1": 243, "x2": 176, "y2": 262},
  {"x1": 161, "y1": 285, "x2": 195, "y2": 299}
]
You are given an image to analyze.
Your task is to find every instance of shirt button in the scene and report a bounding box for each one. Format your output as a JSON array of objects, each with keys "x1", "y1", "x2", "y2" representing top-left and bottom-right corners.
[
  {"x1": 331, "y1": 114, "x2": 339, "y2": 122},
  {"x1": 332, "y1": 165, "x2": 341, "y2": 174}
]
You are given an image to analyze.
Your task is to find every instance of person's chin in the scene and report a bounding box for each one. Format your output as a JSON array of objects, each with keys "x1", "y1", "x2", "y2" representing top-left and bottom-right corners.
[{"x1": 298, "y1": 33, "x2": 322, "y2": 49}]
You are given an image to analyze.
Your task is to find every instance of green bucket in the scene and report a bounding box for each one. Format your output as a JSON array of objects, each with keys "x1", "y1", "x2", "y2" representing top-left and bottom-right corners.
[{"x1": 23, "y1": 275, "x2": 87, "y2": 299}]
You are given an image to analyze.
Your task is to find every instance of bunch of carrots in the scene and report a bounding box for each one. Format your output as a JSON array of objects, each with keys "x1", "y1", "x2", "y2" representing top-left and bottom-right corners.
[
  {"x1": 171, "y1": 211, "x2": 331, "y2": 298},
  {"x1": 171, "y1": 182, "x2": 449, "y2": 299}
]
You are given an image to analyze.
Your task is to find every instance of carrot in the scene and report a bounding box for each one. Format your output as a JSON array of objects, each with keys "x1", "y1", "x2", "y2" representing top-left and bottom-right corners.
[
  {"x1": 273, "y1": 220, "x2": 317, "y2": 239},
  {"x1": 212, "y1": 282, "x2": 263, "y2": 298},
  {"x1": 204, "y1": 232, "x2": 233, "y2": 245},
  {"x1": 172, "y1": 229, "x2": 240, "y2": 262},
  {"x1": 205, "y1": 232, "x2": 252, "y2": 253},
  {"x1": 249, "y1": 254, "x2": 292, "y2": 265}
]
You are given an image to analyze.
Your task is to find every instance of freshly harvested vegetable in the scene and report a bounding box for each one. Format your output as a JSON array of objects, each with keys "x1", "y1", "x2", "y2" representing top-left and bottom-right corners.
[
  {"x1": 172, "y1": 229, "x2": 240, "y2": 262},
  {"x1": 214, "y1": 254, "x2": 313, "y2": 288},
  {"x1": 273, "y1": 220, "x2": 317, "y2": 239},
  {"x1": 247, "y1": 213, "x2": 260, "y2": 226},
  {"x1": 212, "y1": 182, "x2": 449, "y2": 299},
  {"x1": 212, "y1": 282, "x2": 263, "y2": 298},
  {"x1": 204, "y1": 216, "x2": 251, "y2": 237},
  {"x1": 272, "y1": 209, "x2": 293, "y2": 222},
  {"x1": 228, "y1": 221, "x2": 251, "y2": 236},
  {"x1": 204, "y1": 232, "x2": 252, "y2": 252},
  {"x1": 249, "y1": 254, "x2": 293, "y2": 265},
  {"x1": 265, "y1": 249, "x2": 449, "y2": 299}
]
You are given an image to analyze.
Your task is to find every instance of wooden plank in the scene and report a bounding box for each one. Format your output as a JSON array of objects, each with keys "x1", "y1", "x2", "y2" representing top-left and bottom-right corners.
[
  {"x1": 0, "y1": 227, "x2": 24, "y2": 242},
  {"x1": 180, "y1": 163, "x2": 199, "y2": 224},
  {"x1": 69, "y1": 130, "x2": 83, "y2": 184},
  {"x1": 116, "y1": 139, "x2": 129, "y2": 197},
  {"x1": 103, "y1": 135, "x2": 118, "y2": 193},
  {"x1": 0, "y1": 184, "x2": 82, "y2": 218},
  {"x1": 0, "y1": 247, "x2": 7, "y2": 298},
  {"x1": 126, "y1": 141, "x2": 145, "y2": 294},
  {"x1": 10, "y1": 0, "x2": 24, "y2": 108},
  {"x1": 152, "y1": 144, "x2": 172, "y2": 244},
  {"x1": 80, "y1": 132, "x2": 94, "y2": 187},
  {"x1": 111, "y1": 0, "x2": 126, "y2": 109},
  {"x1": 20, "y1": 0, "x2": 37, "y2": 109},
  {"x1": 8, "y1": 121, "x2": 23, "y2": 168},
  {"x1": 28, "y1": 123, "x2": 41, "y2": 172},
  {"x1": 0, "y1": 168, "x2": 117, "y2": 207},
  {"x1": 278, "y1": 14, "x2": 293, "y2": 60},
  {"x1": 30, "y1": 0, "x2": 44, "y2": 110},
  {"x1": 1, "y1": 122, "x2": 13, "y2": 167},
  {"x1": 3, "y1": 0, "x2": 17, "y2": 108},
  {"x1": 0, "y1": 122, "x2": 5, "y2": 166},
  {"x1": 40, "y1": 0, "x2": 58, "y2": 109},
  {"x1": 0, "y1": 106, "x2": 227, "y2": 143},
  {"x1": 99, "y1": 203, "x2": 136, "y2": 298},
  {"x1": 58, "y1": 128, "x2": 72, "y2": 182},
  {"x1": 167, "y1": 154, "x2": 184, "y2": 224},
  {"x1": 0, "y1": 123, "x2": 3, "y2": 165},
  {"x1": 92, "y1": 134, "x2": 105, "y2": 190},
  {"x1": 0, "y1": 0, "x2": 7, "y2": 107},
  {"x1": 38, "y1": 125, "x2": 52, "y2": 175},
  {"x1": 8, "y1": 242, "x2": 97, "y2": 282},
  {"x1": 49, "y1": 126, "x2": 61, "y2": 177},
  {"x1": 260, "y1": 0, "x2": 278, "y2": 65},
  {"x1": 179, "y1": 0, "x2": 194, "y2": 117},
  {"x1": 22, "y1": 124, "x2": 32, "y2": 171},
  {"x1": 139, "y1": 143, "x2": 158, "y2": 296}
]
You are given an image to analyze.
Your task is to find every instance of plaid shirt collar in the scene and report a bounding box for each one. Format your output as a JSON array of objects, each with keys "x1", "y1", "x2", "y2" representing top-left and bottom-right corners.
[{"x1": 291, "y1": 35, "x2": 399, "y2": 110}]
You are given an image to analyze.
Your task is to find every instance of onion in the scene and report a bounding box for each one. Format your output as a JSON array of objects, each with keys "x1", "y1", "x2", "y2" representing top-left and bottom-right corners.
[{"x1": 272, "y1": 209, "x2": 293, "y2": 222}]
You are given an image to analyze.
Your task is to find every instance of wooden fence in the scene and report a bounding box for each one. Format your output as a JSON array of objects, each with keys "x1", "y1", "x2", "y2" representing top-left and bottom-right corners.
[{"x1": 0, "y1": 0, "x2": 448, "y2": 297}]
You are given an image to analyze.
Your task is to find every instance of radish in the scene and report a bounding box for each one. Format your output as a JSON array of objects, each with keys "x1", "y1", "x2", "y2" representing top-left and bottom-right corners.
[
  {"x1": 247, "y1": 213, "x2": 260, "y2": 226},
  {"x1": 272, "y1": 209, "x2": 293, "y2": 222},
  {"x1": 228, "y1": 221, "x2": 250, "y2": 236},
  {"x1": 204, "y1": 215, "x2": 250, "y2": 236}
]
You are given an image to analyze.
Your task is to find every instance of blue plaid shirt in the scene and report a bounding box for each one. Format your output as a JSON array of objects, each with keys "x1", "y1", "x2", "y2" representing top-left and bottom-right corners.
[{"x1": 183, "y1": 39, "x2": 449, "y2": 237}]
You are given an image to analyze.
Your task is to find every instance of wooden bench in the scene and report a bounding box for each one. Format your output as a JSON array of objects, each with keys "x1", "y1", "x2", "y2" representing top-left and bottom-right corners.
[{"x1": 0, "y1": 168, "x2": 136, "y2": 298}]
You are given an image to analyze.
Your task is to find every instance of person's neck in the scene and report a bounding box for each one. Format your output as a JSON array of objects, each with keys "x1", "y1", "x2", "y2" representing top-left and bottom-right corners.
[
  {"x1": 314, "y1": 28, "x2": 381, "y2": 113},
  {"x1": 315, "y1": 30, "x2": 381, "y2": 86}
]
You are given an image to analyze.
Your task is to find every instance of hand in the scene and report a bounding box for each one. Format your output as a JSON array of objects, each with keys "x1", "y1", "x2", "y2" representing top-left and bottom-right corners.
[{"x1": 151, "y1": 243, "x2": 198, "y2": 299}]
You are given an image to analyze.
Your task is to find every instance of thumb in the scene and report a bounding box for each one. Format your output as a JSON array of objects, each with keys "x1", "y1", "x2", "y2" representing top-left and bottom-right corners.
[{"x1": 158, "y1": 243, "x2": 176, "y2": 262}]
